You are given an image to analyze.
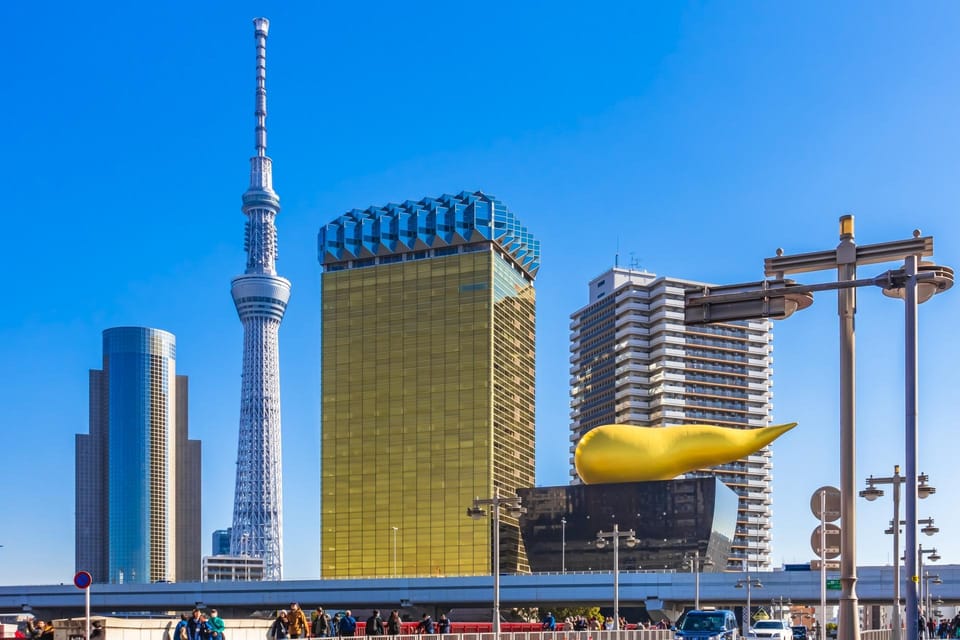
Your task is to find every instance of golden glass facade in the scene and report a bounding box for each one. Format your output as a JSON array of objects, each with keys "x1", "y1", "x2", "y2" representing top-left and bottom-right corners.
[{"x1": 321, "y1": 244, "x2": 535, "y2": 577}]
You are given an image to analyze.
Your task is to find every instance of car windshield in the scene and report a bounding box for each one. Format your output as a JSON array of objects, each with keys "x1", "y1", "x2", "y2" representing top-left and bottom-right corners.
[
  {"x1": 754, "y1": 622, "x2": 785, "y2": 630},
  {"x1": 681, "y1": 614, "x2": 725, "y2": 632}
]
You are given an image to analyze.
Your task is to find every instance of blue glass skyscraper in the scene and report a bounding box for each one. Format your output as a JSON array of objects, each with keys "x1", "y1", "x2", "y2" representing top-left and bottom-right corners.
[{"x1": 76, "y1": 327, "x2": 201, "y2": 583}]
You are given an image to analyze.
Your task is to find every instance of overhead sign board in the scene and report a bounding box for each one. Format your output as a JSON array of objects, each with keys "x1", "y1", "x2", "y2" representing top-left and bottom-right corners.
[{"x1": 826, "y1": 579, "x2": 842, "y2": 591}]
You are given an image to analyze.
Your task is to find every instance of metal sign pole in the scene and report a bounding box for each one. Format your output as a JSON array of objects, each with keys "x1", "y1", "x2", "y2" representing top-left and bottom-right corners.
[
  {"x1": 821, "y1": 490, "x2": 827, "y2": 640},
  {"x1": 73, "y1": 571, "x2": 93, "y2": 640}
]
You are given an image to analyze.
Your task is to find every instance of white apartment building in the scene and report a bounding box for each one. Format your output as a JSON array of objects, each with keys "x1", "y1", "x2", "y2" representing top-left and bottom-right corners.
[
  {"x1": 569, "y1": 267, "x2": 775, "y2": 570},
  {"x1": 202, "y1": 555, "x2": 265, "y2": 582}
]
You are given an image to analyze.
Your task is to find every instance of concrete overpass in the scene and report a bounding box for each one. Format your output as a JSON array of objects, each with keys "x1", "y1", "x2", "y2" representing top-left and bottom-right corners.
[{"x1": 2, "y1": 565, "x2": 958, "y2": 619}]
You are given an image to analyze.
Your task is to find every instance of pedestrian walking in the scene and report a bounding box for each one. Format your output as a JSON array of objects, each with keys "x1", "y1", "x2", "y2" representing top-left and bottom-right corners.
[
  {"x1": 288, "y1": 603, "x2": 310, "y2": 639},
  {"x1": 271, "y1": 612, "x2": 290, "y2": 640},
  {"x1": 208, "y1": 609, "x2": 226, "y2": 640}
]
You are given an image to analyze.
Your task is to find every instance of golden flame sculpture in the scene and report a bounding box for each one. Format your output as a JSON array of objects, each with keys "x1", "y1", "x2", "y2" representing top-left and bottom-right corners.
[{"x1": 574, "y1": 422, "x2": 797, "y2": 484}]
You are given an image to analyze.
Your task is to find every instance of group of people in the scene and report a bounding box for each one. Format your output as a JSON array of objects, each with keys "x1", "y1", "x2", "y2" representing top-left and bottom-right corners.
[
  {"x1": 270, "y1": 604, "x2": 411, "y2": 638},
  {"x1": 413, "y1": 614, "x2": 451, "y2": 635},
  {"x1": 544, "y1": 613, "x2": 669, "y2": 632},
  {"x1": 174, "y1": 603, "x2": 455, "y2": 640},
  {"x1": 920, "y1": 613, "x2": 960, "y2": 639},
  {"x1": 173, "y1": 608, "x2": 226, "y2": 640},
  {"x1": 18, "y1": 619, "x2": 56, "y2": 640}
]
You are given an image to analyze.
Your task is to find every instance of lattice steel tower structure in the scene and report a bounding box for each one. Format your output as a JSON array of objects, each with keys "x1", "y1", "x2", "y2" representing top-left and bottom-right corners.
[{"x1": 229, "y1": 16, "x2": 290, "y2": 581}]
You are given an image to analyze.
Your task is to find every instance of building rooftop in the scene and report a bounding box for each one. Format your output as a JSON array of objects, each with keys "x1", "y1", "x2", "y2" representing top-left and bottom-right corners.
[{"x1": 318, "y1": 190, "x2": 540, "y2": 277}]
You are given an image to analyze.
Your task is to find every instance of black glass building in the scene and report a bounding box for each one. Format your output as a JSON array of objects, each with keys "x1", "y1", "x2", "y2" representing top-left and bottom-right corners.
[{"x1": 517, "y1": 478, "x2": 736, "y2": 573}]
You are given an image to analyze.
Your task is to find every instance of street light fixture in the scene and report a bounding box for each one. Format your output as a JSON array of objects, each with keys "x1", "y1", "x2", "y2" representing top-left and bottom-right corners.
[
  {"x1": 735, "y1": 576, "x2": 763, "y2": 637},
  {"x1": 885, "y1": 518, "x2": 938, "y2": 537},
  {"x1": 595, "y1": 524, "x2": 638, "y2": 631},
  {"x1": 686, "y1": 218, "x2": 953, "y2": 640},
  {"x1": 466, "y1": 489, "x2": 525, "y2": 637},
  {"x1": 860, "y1": 467, "x2": 937, "y2": 640},
  {"x1": 919, "y1": 519, "x2": 939, "y2": 537}
]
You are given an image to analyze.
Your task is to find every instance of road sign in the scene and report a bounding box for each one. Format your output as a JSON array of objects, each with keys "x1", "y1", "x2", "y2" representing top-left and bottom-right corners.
[
  {"x1": 810, "y1": 486, "x2": 841, "y2": 522},
  {"x1": 810, "y1": 559, "x2": 841, "y2": 571},
  {"x1": 73, "y1": 571, "x2": 92, "y2": 590},
  {"x1": 826, "y1": 579, "x2": 841, "y2": 590},
  {"x1": 811, "y1": 523, "x2": 842, "y2": 559}
]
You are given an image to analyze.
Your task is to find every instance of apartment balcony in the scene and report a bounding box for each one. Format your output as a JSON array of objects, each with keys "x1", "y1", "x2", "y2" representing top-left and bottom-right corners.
[
  {"x1": 613, "y1": 298, "x2": 652, "y2": 315},
  {"x1": 738, "y1": 516, "x2": 773, "y2": 528},
  {"x1": 616, "y1": 410, "x2": 652, "y2": 423},
  {"x1": 615, "y1": 360, "x2": 652, "y2": 375},
  {"x1": 741, "y1": 503, "x2": 772, "y2": 516},
  {"x1": 615, "y1": 400, "x2": 651, "y2": 414}
]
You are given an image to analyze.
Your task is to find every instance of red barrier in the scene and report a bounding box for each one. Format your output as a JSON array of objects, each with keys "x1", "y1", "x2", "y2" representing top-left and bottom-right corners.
[{"x1": 397, "y1": 621, "x2": 545, "y2": 634}]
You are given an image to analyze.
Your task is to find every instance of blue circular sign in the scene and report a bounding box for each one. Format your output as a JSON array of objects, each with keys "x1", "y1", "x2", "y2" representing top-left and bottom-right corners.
[{"x1": 74, "y1": 571, "x2": 92, "y2": 589}]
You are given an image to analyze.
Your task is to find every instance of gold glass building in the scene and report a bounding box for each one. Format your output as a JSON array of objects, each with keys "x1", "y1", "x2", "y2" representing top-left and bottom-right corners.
[{"x1": 318, "y1": 191, "x2": 539, "y2": 577}]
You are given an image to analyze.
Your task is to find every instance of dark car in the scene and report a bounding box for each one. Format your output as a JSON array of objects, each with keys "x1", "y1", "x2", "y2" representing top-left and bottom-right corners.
[
  {"x1": 791, "y1": 626, "x2": 808, "y2": 640},
  {"x1": 676, "y1": 610, "x2": 740, "y2": 640}
]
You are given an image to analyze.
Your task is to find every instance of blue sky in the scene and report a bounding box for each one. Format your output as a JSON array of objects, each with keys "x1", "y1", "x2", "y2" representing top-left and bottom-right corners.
[{"x1": 3, "y1": 1, "x2": 960, "y2": 585}]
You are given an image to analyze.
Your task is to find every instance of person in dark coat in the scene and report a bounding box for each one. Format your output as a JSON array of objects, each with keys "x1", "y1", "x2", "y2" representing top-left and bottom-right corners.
[
  {"x1": 270, "y1": 611, "x2": 290, "y2": 640},
  {"x1": 437, "y1": 615, "x2": 451, "y2": 634},
  {"x1": 366, "y1": 611, "x2": 384, "y2": 636},
  {"x1": 416, "y1": 615, "x2": 434, "y2": 635},
  {"x1": 386, "y1": 611, "x2": 402, "y2": 636},
  {"x1": 187, "y1": 610, "x2": 205, "y2": 640}
]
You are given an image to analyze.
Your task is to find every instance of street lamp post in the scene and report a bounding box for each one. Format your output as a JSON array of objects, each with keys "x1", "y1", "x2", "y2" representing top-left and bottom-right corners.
[
  {"x1": 892, "y1": 255, "x2": 953, "y2": 640},
  {"x1": 685, "y1": 549, "x2": 714, "y2": 610},
  {"x1": 917, "y1": 545, "x2": 940, "y2": 635},
  {"x1": 735, "y1": 575, "x2": 763, "y2": 637},
  {"x1": 561, "y1": 517, "x2": 567, "y2": 574},
  {"x1": 596, "y1": 524, "x2": 638, "y2": 631},
  {"x1": 391, "y1": 526, "x2": 398, "y2": 577},
  {"x1": 686, "y1": 218, "x2": 954, "y2": 640},
  {"x1": 467, "y1": 488, "x2": 526, "y2": 637},
  {"x1": 922, "y1": 572, "x2": 941, "y2": 634},
  {"x1": 773, "y1": 597, "x2": 791, "y2": 622},
  {"x1": 861, "y1": 468, "x2": 937, "y2": 640}
]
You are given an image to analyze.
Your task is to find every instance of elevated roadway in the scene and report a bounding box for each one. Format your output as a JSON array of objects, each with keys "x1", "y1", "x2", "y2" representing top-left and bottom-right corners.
[{"x1": 3, "y1": 566, "x2": 958, "y2": 619}]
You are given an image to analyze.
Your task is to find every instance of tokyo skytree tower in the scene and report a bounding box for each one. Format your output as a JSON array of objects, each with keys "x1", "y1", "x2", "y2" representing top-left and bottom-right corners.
[{"x1": 229, "y1": 17, "x2": 290, "y2": 581}]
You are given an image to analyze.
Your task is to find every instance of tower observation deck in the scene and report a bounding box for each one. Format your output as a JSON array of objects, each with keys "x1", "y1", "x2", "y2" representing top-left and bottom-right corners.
[{"x1": 229, "y1": 16, "x2": 290, "y2": 581}]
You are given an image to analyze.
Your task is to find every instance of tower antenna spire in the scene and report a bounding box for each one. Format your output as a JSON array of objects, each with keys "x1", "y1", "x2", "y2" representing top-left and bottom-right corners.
[
  {"x1": 253, "y1": 17, "x2": 268, "y2": 159},
  {"x1": 230, "y1": 17, "x2": 290, "y2": 581}
]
